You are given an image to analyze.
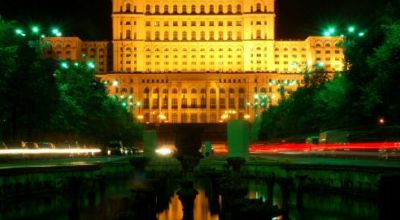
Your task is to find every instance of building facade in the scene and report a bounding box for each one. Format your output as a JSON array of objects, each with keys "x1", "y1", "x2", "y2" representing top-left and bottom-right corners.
[{"x1": 45, "y1": 0, "x2": 345, "y2": 123}]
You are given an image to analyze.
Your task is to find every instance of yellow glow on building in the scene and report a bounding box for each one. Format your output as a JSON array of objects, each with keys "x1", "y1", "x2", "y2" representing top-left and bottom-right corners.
[{"x1": 44, "y1": 0, "x2": 345, "y2": 124}]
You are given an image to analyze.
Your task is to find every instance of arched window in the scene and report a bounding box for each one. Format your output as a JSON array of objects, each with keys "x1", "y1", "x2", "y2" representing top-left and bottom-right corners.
[
  {"x1": 239, "y1": 88, "x2": 245, "y2": 94},
  {"x1": 201, "y1": 31, "x2": 205, "y2": 40},
  {"x1": 191, "y1": 5, "x2": 196, "y2": 14},
  {"x1": 164, "y1": 31, "x2": 169, "y2": 40},
  {"x1": 182, "y1": 31, "x2": 187, "y2": 40},
  {"x1": 256, "y1": 3, "x2": 262, "y2": 12},
  {"x1": 191, "y1": 88, "x2": 197, "y2": 94},
  {"x1": 256, "y1": 30, "x2": 262, "y2": 39},
  {"x1": 261, "y1": 88, "x2": 267, "y2": 93},
  {"x1": 144, "y1": 88, "x2": 150, "y2": 94},
  {"x1": 163, "y1": 89, "x2": 168, "y2": 94},
  {"x1": 173, "y1": 5, "x2": 178, "y2": 13},
  {"x1": 220, "y1": 88, "x2": 226, "y2": 94},
  {"x1": 227, "y1": 5, "x2": 232, "y2": 13},
  {"x1": 201, "y1": 89, "x2": 206, "y2": 94},
  {"x1": 219, "y1": 31, "x2": 224, "y2": 40},
  {"x1": 182, "y1": 89, "x2": 188, "y2": 94},
  {"x1": 172, "y1": 88, "x2": 178, "y2": 94},
  {"x1": 155, "y1": 31, "x2": 160, "y2": 40},
  {"x1": 182, "y1": 5, "x2": 187, "y2": 14},
  {"x1": 155, "y1": 5, "x2": 160, "y2": 14},
  {"x1": 237, "y1": 5, "x2": 242, "y2": 13},
  {"x1": 228, "y1": 31, "x2": 233, "y2": 40},
  {"x1": 218, "y1": 5, "x2": 223, "y2": 14},
  {"x1": 173, "y1": 31, "x2": 178, "y2": 40},
  {"x1": 191, "y1": 31, "x2": 196, "y2": 40},
  {"x1": 237, "y1": 31, "x2": 242, "y2": 40},
  {"x1": 326, "y1": 43, "x2": 331, "y2": 47},
  {"x1": 146, "y1": 5, "x2": 151, "y2": 13},
  {"x1": 126, "y1": 3, "x2": 131, "y2": 12},
  {"x1": 210, "y1": 5, "x2": 214, "y2": 13},
  {"x1": 164, "y1": 5, "x2": 169, "y2": 14},
  {"x1": 210, "y1": 88, "x2": 216, "y2": 94},
  {"x1": 229, "y1": 88, "x2": 235, "y2": 94},
  {"x1": 200, "y1": 5, "x2": 205, "y2": 13},
  {"x1": 209, "y1": 31, "x2": 214, "y2": 40},
  {"x1": 153, "y1": 88, "x2": 159, "y2": 93}
]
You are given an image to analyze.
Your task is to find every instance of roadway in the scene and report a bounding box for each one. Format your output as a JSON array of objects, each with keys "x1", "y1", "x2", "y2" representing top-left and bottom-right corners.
[{"x1": 0, "y1": 156, "x2": 128, "y2": 170}]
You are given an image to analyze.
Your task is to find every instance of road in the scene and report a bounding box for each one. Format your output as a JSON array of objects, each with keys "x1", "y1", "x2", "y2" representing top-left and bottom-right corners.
[{"x1": 0, "y1": 156, "x2": 128, "y2": 170}]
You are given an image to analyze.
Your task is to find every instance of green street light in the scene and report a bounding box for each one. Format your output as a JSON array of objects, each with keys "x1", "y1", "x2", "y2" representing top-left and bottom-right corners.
[
  {"x1": 60, "y1": 62, "x2": 69, "y2": 69},
  {"x1": 15, "y1": 29, "x2": 26, "y2": 36},
  {"x1": 328, "y1": 27, "x2": 336, "y2": 34},
  {"x1": 323, "y1": 31, "x2": 331, "y2": 37},
  {"x1": 51, "y1": 28, "x2": 60, "y2": 35},
  {"x1": 31, "y1": 26, "x2": 40, "y2": 34},
  {"x1": 348, "y1": 26, "x2": 356, "y2": 33},
  {"x1": 358, "y1": 32, "x2": 365, "y2": 37},
  {"x1": 316, "y1": 62, "x2": 324, "y2": 68},
  {"x1": 87, "y1": 61, "x2": 96, "y2": 69}
]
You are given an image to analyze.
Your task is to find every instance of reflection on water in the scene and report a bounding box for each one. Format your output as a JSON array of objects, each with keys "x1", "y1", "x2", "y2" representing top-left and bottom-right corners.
[
  {"x1": 1, "y1": 176, "x2": 380, "y2": 220},
  {"x1": 157, "y1": 190, "x2": 218, "y2": 220},
  {"x1": 247, "y1": 179, "x2": 378, "y2": 220}
]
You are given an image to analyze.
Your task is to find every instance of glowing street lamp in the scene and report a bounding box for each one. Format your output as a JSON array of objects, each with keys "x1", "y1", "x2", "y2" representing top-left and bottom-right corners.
[
  {"x1": 348, "y1": 26, "x2": 356, "y2": 33},
  {"x1": 112, "y1": 80, "x2": 119, "y2": 86},
  {"x1": 137, "y1": 115, "x2": 144, "y2": 120},
  {"x1": 15, "y1": 28, "x2": 26, "y2": 36},
  {"x1": 31, "y1": 26, "x2": 40, "y2": 34},
  {"x1": 51, "y1": 28, "x2": 62, "y2": 37},
  {"x1": 378, "y1": 117, "x2": 385, "y2": 125},
  {"x1": 323, "y1": 31, "x2": 331, "y2": 37},
  {"x1": 87, "y1": 61, "x2": 96, "y2": 69},
  {"x1": 60, "y1": 61, "x2": 69, "y2": 69},
  {"x1": 358, "y1": 32, "x2": 365, "y2": 37}
]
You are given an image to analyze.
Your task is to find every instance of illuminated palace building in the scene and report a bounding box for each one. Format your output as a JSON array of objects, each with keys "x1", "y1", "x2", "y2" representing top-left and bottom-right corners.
[{"x1": 45, "y1": 0, "x2": 344, "y2": 123}]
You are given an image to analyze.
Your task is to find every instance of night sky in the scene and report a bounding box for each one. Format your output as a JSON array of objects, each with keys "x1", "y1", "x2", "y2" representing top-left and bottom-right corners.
[{"x1": 0, "y1": 0, "x2": 385, "y2": 40}]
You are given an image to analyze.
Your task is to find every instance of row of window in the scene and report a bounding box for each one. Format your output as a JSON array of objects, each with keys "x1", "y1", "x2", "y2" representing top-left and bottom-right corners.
[
  {"x1": 141, "y1": 113, "x2": 242, "y2": 123},
  {"x1": 145, "y1": 20, "x2": 244, "y2": 27},
  {"x1": 141, "y1": 97, "x2": 247, "y2": 109},
  {"x1": 122, "y1": 4, "x2": 268, "y2": 15},
  {"x1": 132, "y1": 30, "x2": 265, "y2": 41}
]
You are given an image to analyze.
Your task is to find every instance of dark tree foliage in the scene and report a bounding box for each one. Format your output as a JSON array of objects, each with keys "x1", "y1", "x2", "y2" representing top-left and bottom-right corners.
[
  {"x1": 345, "y1": 0, "x2": 400, "y2": 126},
  {"x1": 259, "y1": 0, "x2": 400, "y2": 141},
  {"x1": 0, "y1": 19, "x2": 142, "y2": 146},
  {"x1": 0, "y1": 20, "x2": 59, "y2": 140}
]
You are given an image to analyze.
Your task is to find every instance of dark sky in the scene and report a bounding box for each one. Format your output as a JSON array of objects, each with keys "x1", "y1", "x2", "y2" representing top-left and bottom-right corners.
[{"x1": 0, "y1": 0, "x2": 385, "y2": 40}]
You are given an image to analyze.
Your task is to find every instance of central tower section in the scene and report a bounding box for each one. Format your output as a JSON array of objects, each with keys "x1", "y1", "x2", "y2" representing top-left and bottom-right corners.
[{"x1": 111, "y1": 0, "x2": 276, "y2": 73}]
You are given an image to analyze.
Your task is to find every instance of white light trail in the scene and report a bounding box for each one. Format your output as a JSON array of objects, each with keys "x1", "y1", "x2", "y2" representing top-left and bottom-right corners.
[{"x1": 0, "y1": 148, "x2": 101, "y2": 155}]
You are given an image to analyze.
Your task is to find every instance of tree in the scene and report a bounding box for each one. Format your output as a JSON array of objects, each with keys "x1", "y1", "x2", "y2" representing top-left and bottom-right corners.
[{"x1": 0, "y1": 20, "x2": 58, "y2": 140}]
